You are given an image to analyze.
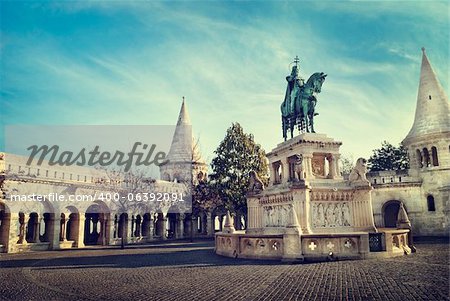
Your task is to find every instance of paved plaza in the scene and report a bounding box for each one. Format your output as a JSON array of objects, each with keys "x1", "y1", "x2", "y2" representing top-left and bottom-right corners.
[{"x1": 0, "y1": 239, "x2": 448, "y2": 301}]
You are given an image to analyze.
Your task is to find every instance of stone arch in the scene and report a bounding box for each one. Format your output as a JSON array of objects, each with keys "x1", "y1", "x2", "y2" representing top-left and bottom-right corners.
[
  {"x1": 64, "y1": 206, "x2": 80, "y2": 245},
  {"x1": 431, "y1": 146, "x2": 439, "y2": 166},
  {"x1": 382, "y1": 200, "x2": 407, "y2": 228},
  {"x1": 84, "y1": 201, "x2": 110, "y2": 246}
]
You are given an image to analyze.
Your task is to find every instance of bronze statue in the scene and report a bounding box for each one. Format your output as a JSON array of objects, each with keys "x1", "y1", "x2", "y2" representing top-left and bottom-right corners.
[{"x1": 281, "y1": 57, "x2": 327, "y2": 140}]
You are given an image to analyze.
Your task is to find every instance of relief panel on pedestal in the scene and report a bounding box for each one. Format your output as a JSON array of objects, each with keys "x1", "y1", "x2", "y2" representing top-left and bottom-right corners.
[{"x1": 311, "y1": 202, "x2": 352, "y2": 228}]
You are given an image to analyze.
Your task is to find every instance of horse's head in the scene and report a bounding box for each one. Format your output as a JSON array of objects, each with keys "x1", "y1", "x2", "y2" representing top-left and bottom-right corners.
[{"x1": 306, "y1": 72, "x2": 327, "y2": 93}]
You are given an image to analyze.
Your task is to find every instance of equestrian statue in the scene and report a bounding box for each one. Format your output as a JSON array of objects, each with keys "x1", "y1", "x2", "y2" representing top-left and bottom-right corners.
[{"x1": 280, "y1": 56, "x2": 327, "y2": 140}]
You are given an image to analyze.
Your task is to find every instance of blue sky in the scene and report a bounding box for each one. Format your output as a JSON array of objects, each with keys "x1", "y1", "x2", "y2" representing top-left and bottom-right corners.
[{"x1": 1, "y1": 1, "x2": 449, "y2": 163}]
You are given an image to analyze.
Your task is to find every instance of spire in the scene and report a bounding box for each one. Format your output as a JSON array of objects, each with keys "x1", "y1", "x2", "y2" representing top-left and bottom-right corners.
[
  {"x1": 166, "y1": 97, "x2": 193, "y2": 163},
  {"x1": 177, "y1": 96, "x2": 191, "y2": 126},
  {"x1": 404, "y1": 48, "x2": 450, "y2": 142}
]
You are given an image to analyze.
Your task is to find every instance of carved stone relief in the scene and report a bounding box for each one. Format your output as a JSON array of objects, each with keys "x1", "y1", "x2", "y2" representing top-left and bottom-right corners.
[
  {"x1": 311, "y1": 202, "x2": 351, "y2": 228},
  {"x1": 263, "y1": 205, "x2": 291, "y2": 227}
]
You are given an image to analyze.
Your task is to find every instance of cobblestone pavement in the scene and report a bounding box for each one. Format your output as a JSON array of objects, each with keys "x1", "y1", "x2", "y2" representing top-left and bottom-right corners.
[{"x1": 0, "y1": 240, "x2": 448, "y2": 301}]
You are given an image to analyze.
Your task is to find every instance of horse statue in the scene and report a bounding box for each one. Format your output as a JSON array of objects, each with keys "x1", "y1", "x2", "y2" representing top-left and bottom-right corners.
[{"x1": 280, "y1": 69, "x2": 327, "y2": 140}]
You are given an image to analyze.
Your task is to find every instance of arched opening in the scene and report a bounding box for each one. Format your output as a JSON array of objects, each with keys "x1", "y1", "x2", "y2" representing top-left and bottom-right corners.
[
  {"x1": 431, "y1": 147, "x2": 439, "y2": 166},
  {"x1": 416, "y1": 149, "x2": 423, "y2": 168},
  {"x1": 272, "y1": 161, "x2": 283, "y2": 184},
  {"x1": 134, "y1": 215, "x2": 142, "y2": 237},
  {"x1": 142, "y1": 213, "x2": 151, "y2": 237},
  {"x1": 26, "y1": 212, "x2": 39, "y2": 243},
  {"x1": 422, "y1": 148, "x2": 430, "y2": 167},
  {"x1": 382, "y1": 200, "x2": 405, "y2": 228},
  {"x1": 118, "y1": 213, "x2": 128, "y2": 239},
  {"x1": 84, "y1": 203, "x2": 109, "y2": 246},
  {"x1": 427, "y1": 195, "x2": 436, "y2": 211},
  {"x1": 167, "y1": 213, "x2": 177, "y2": 238}
]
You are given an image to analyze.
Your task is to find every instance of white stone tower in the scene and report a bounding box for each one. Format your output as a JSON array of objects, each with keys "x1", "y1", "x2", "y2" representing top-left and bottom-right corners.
[
  {"x1": 403, "y1": 48, "x2": 450, "y2": 173},
  {"x1": 160, "y1": 98, "x2": 208, "y2": 184},
  {"x1": 402, "y1": 48, "x2": 450, "y2": 235}
]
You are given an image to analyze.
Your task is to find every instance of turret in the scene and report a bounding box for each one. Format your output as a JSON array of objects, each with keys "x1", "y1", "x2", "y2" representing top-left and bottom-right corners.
[{"x1": 403, "y1": 48, "x2": 450, "y2": 172}]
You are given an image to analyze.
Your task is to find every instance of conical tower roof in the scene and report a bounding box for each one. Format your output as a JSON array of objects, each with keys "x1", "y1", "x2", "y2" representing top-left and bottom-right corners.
[
  {"x1": 166, "y1": 97, "x2": 193, "y2": 163},
  {"x1": 404, "y1": 48, "x2": 450, "y2": 142}
]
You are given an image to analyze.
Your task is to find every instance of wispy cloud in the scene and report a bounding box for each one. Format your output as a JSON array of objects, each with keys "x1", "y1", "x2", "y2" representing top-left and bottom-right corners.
[{"x1": 0, "y1": 1, "x2": 448, "y2": 164}]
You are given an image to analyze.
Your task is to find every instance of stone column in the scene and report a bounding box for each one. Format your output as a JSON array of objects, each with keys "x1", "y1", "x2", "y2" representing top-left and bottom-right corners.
[
  {"x1": 49, "y1": 214, "x2": 61, "y2": 250},
  {"x1": 271, "y1": 163, "x2": 277, "y2": 185},
  {"x1": 207, "y1": 212, "x2": 214, "y2": 237},
  {"x1": 77, "y1": 215, "x2": 86, "y2": 248},
  {"x1": 109, "y1": 215, "x2": 116, "y2": 245},
  {"x1": 177, "y1": 214, "x2": 185, "y2": 239},
  {"x1": 35, "y1": 217, "x2": 42, "y2": 243},
  {"x1": 219, "y1": 215, "x2": 224, "y2": 231},
  {"x1": 63, "y1": 216, "x2": 69, "y2": 241},
  {"x1": 334, "y1": 154, "x2": 341, "y2": 178},
  {"x1": 191, "y1": 216, "x2": 197, "y2": 238},
  {"x1": 147, "y1": 214, "x2": 154, "y2": 241},
  {"x1": 303, "y1": 154, "x2": 313, "y2": 179},
  {"x1": 8, "y1": 215, "x2": 20, "y2": 252},
  {"x1": 282, "y1": 158, "x2": 290, "y2": 183},
  {"x1": 127, "y1": 216, "x2": 133, "y2": 241},
  {"x1": 161, "y1": 214, "x2": 167, "y2": 240}
]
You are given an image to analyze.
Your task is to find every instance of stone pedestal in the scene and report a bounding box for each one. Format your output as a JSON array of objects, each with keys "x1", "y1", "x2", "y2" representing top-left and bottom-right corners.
[{"x1": 216, "y1": 132, "x2": 390, "y2": 262}]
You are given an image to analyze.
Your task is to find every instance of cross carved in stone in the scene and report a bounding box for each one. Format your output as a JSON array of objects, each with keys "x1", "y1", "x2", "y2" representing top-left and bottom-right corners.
[
  {"x1": 326, "y1": 241, "x2": 335, "y2": 249},
  {"x1": 308, "y1": 241, "x2": 317, "y2": 251},
  {"x1": 344, "y1": 240, "x2": 352, "y2": 248}
]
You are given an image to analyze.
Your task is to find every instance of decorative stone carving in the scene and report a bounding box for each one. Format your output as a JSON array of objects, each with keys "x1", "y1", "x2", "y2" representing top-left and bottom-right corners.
[
  {"x1": 223, "y1": 211, "x2": 235, "y2": 234},
  {"x1": 247, "y1": 171, "x2": 264, "y2": 195},
  {"x1": 348, "y1": 158, "x2": 370, "y2": 184},
  {"x1": 312, "y1": 202, "x2": 351, "y2": 228},
  {"x1": 293, "y1": 154, "x2": 304, "y2": 181},
  {"x1": 312, "y1": 155, "x2": 326, "y2": 178},
  {"x1": 263, "y1": 205, "x2": 291, "y2": 227},
  {"x1": 396, "y1": 202, "x2": 411, "y2": 228}
]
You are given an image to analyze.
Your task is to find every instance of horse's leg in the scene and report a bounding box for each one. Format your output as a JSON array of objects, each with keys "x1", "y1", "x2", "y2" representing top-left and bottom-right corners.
[
  {"x1": 303, "y1": 103, "x2": 310, "y2": 133},
  {"x1": 310, "y1": 114, "x2": 315, "y2": 133},
  {"x1": 282, "y1": 117, "x2": 287, "y2": 141}
]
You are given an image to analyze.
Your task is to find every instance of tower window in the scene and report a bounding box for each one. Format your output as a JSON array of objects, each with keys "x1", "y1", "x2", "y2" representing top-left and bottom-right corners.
[
  {"x1": 416, "y1": 149, "x2": 423, "y2": 168},
  {"x1": 431, "y1": 146, "x2": 439, "y2": 166},
  {"x1": 428, "y1": 95, "x2": 432, "y2": 100},
  {"x1": 427, "y1": 195, "x2": 436, "y2": 211},
  {"x1": 422, "y1": 148, "x2": 430, "y2": 167}
]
